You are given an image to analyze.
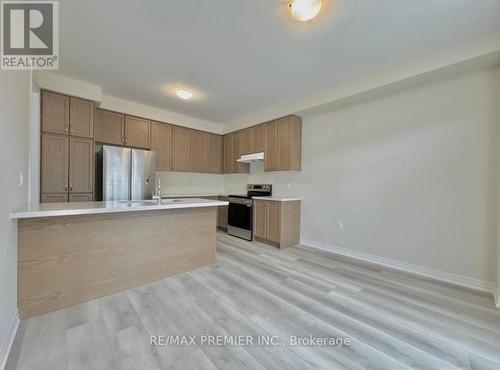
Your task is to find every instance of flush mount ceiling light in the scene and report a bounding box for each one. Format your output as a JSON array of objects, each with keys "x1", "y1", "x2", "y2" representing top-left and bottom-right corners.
[
  {"x1": 289, "y1": 0, "x2": 322, "y2": 21},
  {"x1": 175, "y1": 88, "x2": 194, "y2": 100}
]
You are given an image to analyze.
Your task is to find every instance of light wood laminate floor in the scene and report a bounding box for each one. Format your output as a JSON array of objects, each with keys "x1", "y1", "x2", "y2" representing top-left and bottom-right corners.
[{"x1": 6, "y1": 232, "x2": 500, "y2": 370}]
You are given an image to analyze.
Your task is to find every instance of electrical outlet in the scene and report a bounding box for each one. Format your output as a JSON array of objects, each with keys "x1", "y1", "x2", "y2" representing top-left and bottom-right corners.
[
  {"x1": 337, "y1": 221, "x2": 344, "y2": 231},
  {"x1": 19, "y1": 171, "x2": 24, "y2": 187},
  {"x1": 287, "y1": 183, "x2": 291, "y2": 189}
]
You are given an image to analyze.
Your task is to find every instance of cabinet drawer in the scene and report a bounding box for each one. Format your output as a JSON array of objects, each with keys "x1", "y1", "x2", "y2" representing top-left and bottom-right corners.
[
  {"x1": 69, "y1": 193, "x2": 93, "y2": 202},
  {"x1": 41, "y1": 193, "x2": 69, "y2": 203}
]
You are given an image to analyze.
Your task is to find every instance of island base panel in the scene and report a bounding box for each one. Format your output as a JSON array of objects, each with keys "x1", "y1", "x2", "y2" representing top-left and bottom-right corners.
[{"x1": 18, "y1": 207, "x2": 216, "y2": 318}]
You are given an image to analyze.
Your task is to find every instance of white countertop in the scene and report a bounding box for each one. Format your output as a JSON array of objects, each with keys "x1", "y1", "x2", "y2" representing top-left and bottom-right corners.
[
  {"x1": 10, "y1": 198, "x2": 228, "y2": 219},
  {"x1": 252, "y1": 196, "x2": 303, "y2": 202},
  {"x1": 162, "y1": 194, "x2": 228, "y2": 198}
]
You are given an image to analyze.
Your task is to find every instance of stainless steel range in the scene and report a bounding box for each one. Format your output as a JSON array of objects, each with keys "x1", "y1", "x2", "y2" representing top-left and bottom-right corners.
[{"x1": 228, "y1": 184, "x2": 272, "y2": 240}]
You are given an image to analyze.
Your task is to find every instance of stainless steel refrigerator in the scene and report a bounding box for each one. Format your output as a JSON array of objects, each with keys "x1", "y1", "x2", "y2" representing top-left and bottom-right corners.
[{"x1": 95, "y1": 145, "x2": 156, "y2": 201}]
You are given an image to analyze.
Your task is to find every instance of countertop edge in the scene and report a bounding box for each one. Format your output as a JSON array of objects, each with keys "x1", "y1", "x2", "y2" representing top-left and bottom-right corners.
[
  {"x1": 11, "y1": 200, "x2": 229, "y2": 220},
  {"x1": 251, "y1": 197, "x2": 303, "y2": 202}
]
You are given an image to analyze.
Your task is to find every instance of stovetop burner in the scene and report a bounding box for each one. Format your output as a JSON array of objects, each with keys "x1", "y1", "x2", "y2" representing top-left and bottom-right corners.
[{"x1": 228, "y1": 184, "x2": 272, "y2": 199}]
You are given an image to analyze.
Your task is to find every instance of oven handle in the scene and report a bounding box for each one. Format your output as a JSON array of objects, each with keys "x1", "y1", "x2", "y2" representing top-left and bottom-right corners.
[{"x1": 229, "y1": 197, "x2": 253, "y2": 206}]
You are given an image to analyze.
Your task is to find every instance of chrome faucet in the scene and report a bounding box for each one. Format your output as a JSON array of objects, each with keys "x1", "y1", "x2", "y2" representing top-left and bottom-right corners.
[{"x1": 146, "y1": 174, "x2": 161, "y2": 202}]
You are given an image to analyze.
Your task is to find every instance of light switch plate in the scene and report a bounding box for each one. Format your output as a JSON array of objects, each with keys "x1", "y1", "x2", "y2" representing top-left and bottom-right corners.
[{"x1": 19, "y1": 171, "x2": 24, "y2": 187}]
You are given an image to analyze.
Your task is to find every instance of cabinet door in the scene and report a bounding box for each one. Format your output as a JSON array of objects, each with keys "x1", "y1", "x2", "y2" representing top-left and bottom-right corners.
[
  {"x1": 254, "y1": 125, "x2": 265, "y2": 153},
  {"x1": 69, "y1": 137, "x2": 94, "y2": 193},
  {"x1": 253, "y1": 200, "x2": 267, "y2": 239},
  {"x1": 264, "y1": 121, "x2": 277, "y2": 171},
  {"x1": 172, "y1": 126, "x2": 191, "y2": 172},
  {"x1": 206, "y1": 134, "x2": 223, "y2": 174},
  {"x1": 218, "y1": 206, "x2": 228, "y2": 229},
  {"x1": 240, "y1": 127, "x2": 254, "y2": 155},
  {"x1": 190, "y1": 130, "x2": 208, "y2": 173},
  {"x1": 277, "y1": 116, "x2": 302, "y2": 171},
  {"x1": 151, "y1": 122, "x2": 172, "y2": 171},
  {"x1": 266, "y1": 201, "x2": 281, "y2": 243},
  {"x1": 69, "y1": 193, "x2": 93, "y2": 202},
  {"x1": 95, "y1": 110, "x2": 124, "y2": 145},
  {"x1": 42, "y1": 91, "x2": 69, "y2": 135},
  {"x1": 41, "y1": 133, "x2": 69, "y2": 194},
  {"x1": 223, "y1": 134, "x2": 233, "y2": 174},
  {"x1": 41, "y1": 193, "x2": 68, "y2": 203},
  {"x1": 125, "y1": 116, "x2": 150, "y2": 149},
  {"x1": 70, "y1": 97, "x2": 94, "y2": 138},
  {"x1": 232, "y1": 131, "x2": 249, "y2": 173}
]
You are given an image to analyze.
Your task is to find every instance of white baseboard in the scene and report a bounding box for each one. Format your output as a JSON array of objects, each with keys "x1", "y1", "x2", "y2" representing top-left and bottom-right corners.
[
  {"x1": 300, "y1": 238, "x2": 497, "y2": 298},
  {"x1": 0, "y1": 310, "x2": 19, "y2": 370}
]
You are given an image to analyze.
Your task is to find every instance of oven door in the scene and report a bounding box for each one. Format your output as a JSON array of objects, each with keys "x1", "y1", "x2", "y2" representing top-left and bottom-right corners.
[{"x1": 228, "y1": 197, "x2": 253, "y2": 240}]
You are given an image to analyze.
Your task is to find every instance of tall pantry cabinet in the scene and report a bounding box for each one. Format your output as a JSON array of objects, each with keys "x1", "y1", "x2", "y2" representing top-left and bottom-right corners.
[{"x1": 40, "y1": 90, "x2": 95, "y2": 202}]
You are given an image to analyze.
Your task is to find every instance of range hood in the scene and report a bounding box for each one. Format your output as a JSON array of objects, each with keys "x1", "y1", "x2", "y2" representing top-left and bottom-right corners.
[{"x1": 237, "y1": 152, "x2": 264, "y2": 163}]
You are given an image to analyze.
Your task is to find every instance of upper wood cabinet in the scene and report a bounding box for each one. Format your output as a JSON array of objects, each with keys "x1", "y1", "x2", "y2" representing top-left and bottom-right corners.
[
  {"x1": 95, "y1": 110, "x2": 124, "y2": 145},
  {"x1": 240, "y1": 127, "x2": 254, "y2": 155},
  {"x1": 264, "y1": 121, "x2": 278, "y2": 171},
  {"x1": 190, "y1": 130, "x2": 208, "y2": 173},
  {"x1": 69, "y1": 137, "x2": 94, "y2": 193},
  {"x1": 223, "y1": 134, "x2": 233, "y2": 174},
  {"x1": 151, "y1": 122, "x2": 172, "y2": 171},
  {"x1": 172, "y1": 126, "x2": 191, "y2": 172},
  {"x1": 232, "y1": 131, "x2": 250, "y2": 174},
  {"x1": 41, "y1": 133, "x2": 69, "y2": 194},
  {"x1": 69, "y1": 97, "x2": 94, "y2": 138},
  {"x1": 277, "y1": 116, "x2": 302, "y2": 171},
  {"x1": 254, "y1": 125, "x2": 265, "y2": 153},
  {"x1": 125, "y1": 116, "x2": 150, "y2": 149},
  {"x1": 206, "y1": 134, "x2": 223, "y2": 174},
  {"x1": 42, "y1": 91, "x2": 70, "y2": 135}
]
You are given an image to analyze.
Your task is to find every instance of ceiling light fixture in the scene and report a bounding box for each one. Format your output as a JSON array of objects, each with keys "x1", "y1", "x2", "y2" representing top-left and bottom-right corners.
[
  {"x1": 289, "y1": 0, "x2": 322, "y2": 21},
  {"x1": 175, "y1": 88, "x2": 194, "y2": 100}
]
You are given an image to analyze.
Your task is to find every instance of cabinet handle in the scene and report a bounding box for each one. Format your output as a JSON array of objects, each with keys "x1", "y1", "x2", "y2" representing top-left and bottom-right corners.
[
  {"x1": 65, "y1": 184, "x2": 68, "y2": 191},
  {"x1": 65, "y1": 127, "x2": 69, "y2": 132},
  {"x1": 69, "y1": 185, "x2": 73, "y2": 192},
  {"x1": 70, "y1": 127, "x2": 74, "y2": 133}
]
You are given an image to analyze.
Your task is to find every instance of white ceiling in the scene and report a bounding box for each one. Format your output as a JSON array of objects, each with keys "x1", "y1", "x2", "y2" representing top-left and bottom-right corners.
[{"x1": 58, "y1": 0, "x2": 500, "y2": 124}]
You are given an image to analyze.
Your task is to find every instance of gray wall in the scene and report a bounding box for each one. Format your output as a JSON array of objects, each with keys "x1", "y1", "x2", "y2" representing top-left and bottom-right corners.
[{"x1": 0, "y1": 70, "x2": 30, "y2": 362}]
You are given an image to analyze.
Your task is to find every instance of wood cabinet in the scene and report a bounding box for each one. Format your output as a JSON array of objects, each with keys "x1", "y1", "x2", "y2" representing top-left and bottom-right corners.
[
  {"x1": 254, "y1": 125, "x2": 265, "y2": 153},
  {"x1": 41, "y1": 133, "x2": 69, "y2": 194},
  {"x1": 69, "y1": 97, "x2": 94, "y2": 138},
  {"x1": 41, "y1": 91, "x2": 69, "y2": 135},
  {"x1": 151, "y1": 122, "x2": 172, "y2": 171},
  {"x1": 277, "y1": 116, "x2": 302, "y2": 171},
  {"x1": 231, "y1": 131, "x2": 250, "y2": 174},
  {"x1": 172, "y1": 126, "x2": 191, "y2": 172},
  {"x1": 206, "y1": 134, "x2": 223, "y2": 174},
  {"x1": 69, "y1": 193, "x2": 93, "y2": 202},
  {"x1": 264, "y1": 121, "x2": 278, "y2": 171},
  {"x1": 69, "y1": 137, "x2": 93, "y2": 193},
  {"x1": 41, "y1": 91, "x2": 96, "y2": 203},
  {"x1": 223, "y1": 134, "x2": 233, "y2": 174},
  {"x1": 41, "y1": 193, "x2": 69, "y2": 203},
  {"x1": 253, "y1": 200, "x2": 267, "y2": 239},
  {"x1": 252, "y1": 200, "x2": 301, "y2": 248},
  {"x1": 240, "y1": 127, "x2": 254, "y2": 155},
  {"x1": 95, "y1": 110, "x2": 124, "y2": 145},
  {"x1": 125, "y1": 116, "x2": 150, "y2": 149},
  {"x1": 190, "y1": 130, "x2": 208, "y2": 173},
  {"x1": 218, "y1": 196, "x2": 228, "y2": 230}
]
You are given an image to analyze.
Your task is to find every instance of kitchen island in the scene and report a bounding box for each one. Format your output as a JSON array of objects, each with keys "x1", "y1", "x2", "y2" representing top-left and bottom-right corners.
[{"x1": 11, "y1": 198, "x2": 228, "y2": 318}]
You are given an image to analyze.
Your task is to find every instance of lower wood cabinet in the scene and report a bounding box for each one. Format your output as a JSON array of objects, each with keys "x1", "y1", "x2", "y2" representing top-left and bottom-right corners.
[
  {"x1": 218, "y1": 196, "x2": 228, "y2": 230},
  {"x1": 253, "y1": 200, "x2": 301, "y2": 248}
]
